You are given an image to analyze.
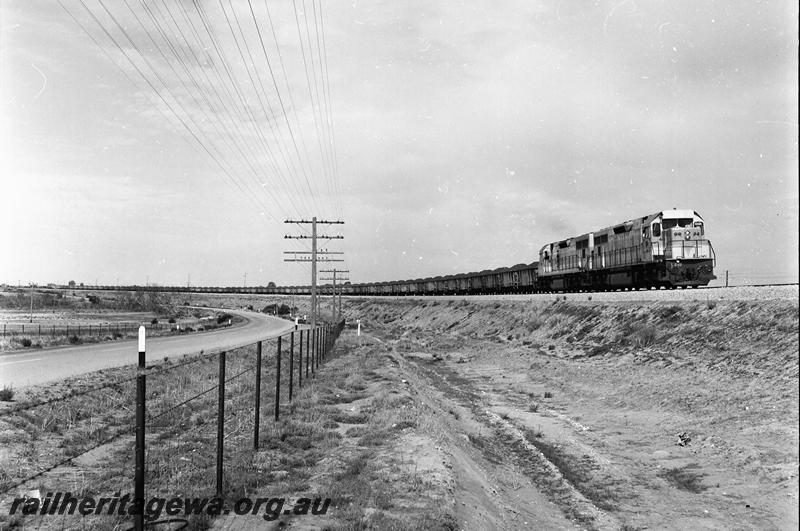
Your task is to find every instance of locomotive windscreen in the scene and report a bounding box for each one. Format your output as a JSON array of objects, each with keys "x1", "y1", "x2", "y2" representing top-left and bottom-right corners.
[{"x1": 662, "y1": 218, "x2": 693, "y2": 229}]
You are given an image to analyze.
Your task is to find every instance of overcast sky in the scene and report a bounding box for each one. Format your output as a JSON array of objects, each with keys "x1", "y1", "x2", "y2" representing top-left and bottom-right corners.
[{"x1": 1, "y1": 0, "x2": 797, "y2": 287}]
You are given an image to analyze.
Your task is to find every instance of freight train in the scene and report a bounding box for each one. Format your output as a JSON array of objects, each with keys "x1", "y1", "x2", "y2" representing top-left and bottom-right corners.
[
  {"x1": 82, "y1": 209, "x2": 715, "y2": 296},
  {"x1": 336, "y1": 208, "x2": 716, "y2": 295}
]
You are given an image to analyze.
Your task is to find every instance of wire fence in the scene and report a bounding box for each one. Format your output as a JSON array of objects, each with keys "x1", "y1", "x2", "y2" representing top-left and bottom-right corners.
[
  {"x1": 0, "y1": 319, "x2": 345, "y2": 529},
  {"x1": 0, "y1": 318, "x2": 240, "y2": 344},
  {"x1": 1, "y1": 321, "x2": 170, "y2": 338}
]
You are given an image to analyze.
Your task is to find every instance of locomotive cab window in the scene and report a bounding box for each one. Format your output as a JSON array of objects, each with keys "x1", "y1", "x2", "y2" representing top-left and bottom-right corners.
[
  {"x1": 694, "y1": 221, "x2": 704, "y2": 235},
  {"x1": 652, "y1": 222, "x2": 661, "y2": 237},
  {"x1": 662, "y1": 218, "x2": 693, "y2": 229}
]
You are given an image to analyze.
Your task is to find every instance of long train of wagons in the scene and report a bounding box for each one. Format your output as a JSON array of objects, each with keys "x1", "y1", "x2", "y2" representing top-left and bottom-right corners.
[{"x1": 82, "y1": 209, "x2": 716, "y2": 296}]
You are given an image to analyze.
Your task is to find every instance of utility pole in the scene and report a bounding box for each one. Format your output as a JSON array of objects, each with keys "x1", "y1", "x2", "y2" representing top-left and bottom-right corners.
[
  {"x1": 284, "y1": 218, "x2": 344, "y2": 331},
  {"x1": 320, "y1": 269, "x2": 349, "y2": 321},
  {"x1": 725, "y1": 270, "x2": 729, "y2": 288}
]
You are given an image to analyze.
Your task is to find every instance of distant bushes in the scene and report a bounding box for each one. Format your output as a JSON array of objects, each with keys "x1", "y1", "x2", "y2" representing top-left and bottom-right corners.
[
  {"x1": 19, "y1": 338, "x2": 32, "y2": 348},
  {"x1": 217, "y1": 313, "x2": 233, "y2": 324},
  {"x1": 261, "y1": 304, "x2": 290, "y2": 315}
]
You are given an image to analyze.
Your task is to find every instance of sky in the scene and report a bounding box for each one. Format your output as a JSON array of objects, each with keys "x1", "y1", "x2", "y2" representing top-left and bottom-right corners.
[{"x1": 1, "y1": 0, "x2": 797, "y2": 287}]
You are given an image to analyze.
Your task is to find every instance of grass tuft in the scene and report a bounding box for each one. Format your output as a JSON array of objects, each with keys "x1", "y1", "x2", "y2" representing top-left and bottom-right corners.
[
  {"x1": 0, "y1": 385, "x2": 14, "y2": 401},
  {"x1": 658, "y1": 465, "x2": 708, "y2": 493}
]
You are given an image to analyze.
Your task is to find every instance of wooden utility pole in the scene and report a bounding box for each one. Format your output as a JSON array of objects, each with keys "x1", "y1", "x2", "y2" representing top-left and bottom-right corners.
[
  {"x1": 284, "y1": 219, "x2": 344, "y2": 329},
  {"x1": 320, "y1": 269, "x2": 349, "y2": 321}
]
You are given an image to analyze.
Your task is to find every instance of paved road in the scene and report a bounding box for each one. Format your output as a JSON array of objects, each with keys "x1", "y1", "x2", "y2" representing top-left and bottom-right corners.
[{"x1": 0, "y1": 310, "x2": 296, "y2": 388}]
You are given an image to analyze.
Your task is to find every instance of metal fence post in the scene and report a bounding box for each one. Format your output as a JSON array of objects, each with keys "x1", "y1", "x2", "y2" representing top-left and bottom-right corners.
[
  {"x1": 315, "y1": 328, "x2": 319, "y2": 371},
  {"x1": 289, "y1": 331, "x2": 294, "y2": 401},
  {"x1": 216, "y1": 351, "x2": 226, "y2": 497},
  {"x1": 275, "y1": 336, "x2": 282, "y2": 421},
  {"x1": 307, "y1": 329, "x2": 312, "y2": 377},
  {"x1": 254, "y1": 341, "x2": 262, "y2": 450},
  {"x1": 298, "y1": 329, "x2": 303, "y2": 389},
  {"x1": 134, "y1": 327, "x2": 146, "y2": 531},
  {"x1": 310, "y1": 329, "x2": 315, "y2": 375}
]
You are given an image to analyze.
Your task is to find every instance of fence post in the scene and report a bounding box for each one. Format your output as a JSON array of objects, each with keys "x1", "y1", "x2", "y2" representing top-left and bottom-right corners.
[
  {"x1": 315, "y1": 328, "x2": 319, "y2": 371},
  {"x1": 216, "y1": 351, "x2": 226, "y2": 497},
  {"x1": 310, "y1": 329, "x2": 315, "y2": 375},
  {"x1": 38, "y1": 324, "x2": 41, "y2": 336},
  {"x1": 298, "y1": 329, "x2": 303, "y2": 389},
  {"x1": 134, "y1": 327, "x2": 146, "y2": 531},
  {"x1": 306, "y1": 329, "x2": 311, "y2": 377},
  {"x1": 254, "y1": 341, "x2": 262, "y2": 450},
  {"x1": 275, "y1": 336, "x2": 282, "y2": 421},
  {"x1": 289, "y1": 331, "x2": 294, "y2": 401}
]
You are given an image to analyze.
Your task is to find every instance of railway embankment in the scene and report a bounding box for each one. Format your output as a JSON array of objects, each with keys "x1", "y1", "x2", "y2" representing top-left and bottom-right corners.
[{"x1": 339, "y1": 291, "x2": 798, "y2": 529}]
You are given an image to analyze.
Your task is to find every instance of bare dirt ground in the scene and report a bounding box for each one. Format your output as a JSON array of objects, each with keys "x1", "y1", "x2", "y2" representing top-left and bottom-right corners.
[{"x1": 337, "y1": 288, "x2": 798, "y2": 530}]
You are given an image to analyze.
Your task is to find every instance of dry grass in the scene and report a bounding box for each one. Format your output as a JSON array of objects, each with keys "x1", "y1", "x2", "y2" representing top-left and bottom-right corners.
[{"x1": 657, "y1": 465, "x2": 708, "y2": 493}]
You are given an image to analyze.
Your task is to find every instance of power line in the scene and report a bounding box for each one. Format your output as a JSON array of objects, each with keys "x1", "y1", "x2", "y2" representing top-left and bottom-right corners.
[{"x1": 245, "y1": 0, "x2": 321, "y2": 215}]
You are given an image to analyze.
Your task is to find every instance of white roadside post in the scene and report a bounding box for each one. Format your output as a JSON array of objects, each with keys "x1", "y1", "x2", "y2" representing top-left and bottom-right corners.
[
  {"x1": 357, "y1": 319, "x2": 361, "y2": 336},
  {"x1": 135, "y1": 326, "x2": 146, "y2": 531},
  {"x1": 295, "y1": 317, "x2": 299, "y2": 330}
]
